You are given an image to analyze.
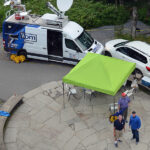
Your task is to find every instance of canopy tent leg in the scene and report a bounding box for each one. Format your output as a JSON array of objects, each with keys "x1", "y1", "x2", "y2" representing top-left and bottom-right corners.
[
  {"x1": 84, "y1": 89, "x2": 85, "y2": 99},
  {"x1": 113, "y1": 96, "x2": 116, "y2": 121},
  {"x1": 62, "y1": 82, "x2": 65, "y2": 109},
  {"x1": 113, "y1": 96, "x2": 115, "y2": 114}
]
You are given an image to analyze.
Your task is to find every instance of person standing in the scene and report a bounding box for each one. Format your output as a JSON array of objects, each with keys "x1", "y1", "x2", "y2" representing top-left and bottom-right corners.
[
  {"x1": 118, "y1": 92, "x2": 130, "y2": 122},
  {"x1": 114, "y1": 115, "x2": 125, "y2": 147},
  {"x1": 129, "y1": 111, "x2": 141, "y2": 144}
]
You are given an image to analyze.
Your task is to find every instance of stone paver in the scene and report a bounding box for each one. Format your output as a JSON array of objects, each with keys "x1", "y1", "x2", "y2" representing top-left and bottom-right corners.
[
  {"x1": 31, "y1": 107, "x2": 55, "y2": 124},
  {"x1": 63, "y1": 136, "x2": 80, "y2": 150},
  {"x1": 76, "y1": 128, "x2": 96, "y2": 141},
  {"x1": 4, "y1": 128, "x2": 18, "y2": 143},
  {"x1": 5, "y1": 143, "x2": 17, "y2": 150},
  {"x1": 3, "y1": 81, "x2": 150, "y2": 150},
  {"x1": 87, "y1": 140, "x2": 107, "y2": 150},
  {"x1": 18, "y1": 128, "x2": 43, "y2": 147},
  {"x1": 81, "y1": 133, "x2": 99, "y2": 147},
  {"x1": 56, "y1": 128, "x2": 74, "y2": 149},
  {"x1": 25, "y1": 97, "x2": 46, "y2": 110},
  {"x1": 17, "y1": 139, "x2": 31, "y2": 150}
]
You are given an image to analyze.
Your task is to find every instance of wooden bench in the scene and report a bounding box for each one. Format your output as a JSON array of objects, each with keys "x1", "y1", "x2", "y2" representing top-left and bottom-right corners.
[{"x1": 0, "y1": 95, "x2": 23, "y2": 150}]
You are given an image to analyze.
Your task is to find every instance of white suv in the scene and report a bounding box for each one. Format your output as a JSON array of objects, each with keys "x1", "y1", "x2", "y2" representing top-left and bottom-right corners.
[{"x1": 104, "y1": 39, "x2": 150, "y2": 77}]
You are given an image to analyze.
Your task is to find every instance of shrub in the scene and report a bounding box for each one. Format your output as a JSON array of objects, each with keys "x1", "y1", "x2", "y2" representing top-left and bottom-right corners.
[
  {"x1": 0, "y1": 0, "x2": 130, "y2": 31},
  {"x1": 0, "y1": 1, "x2": 8, "y2": 31},
  {"x1": 67, "y1": 1, "x2": 129, "y2": 29},
  {"x1": 138, "y1": 7, "x2": 150, "y2": 25}
]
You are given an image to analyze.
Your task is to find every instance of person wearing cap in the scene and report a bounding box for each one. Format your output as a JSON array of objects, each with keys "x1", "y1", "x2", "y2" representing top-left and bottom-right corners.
[
  {"x1": 129, "y1": 111, "x2": 141, "y2": 144},
  {"x1": 114, "y1": 115, "x2": 125, "y2": 147},
  {"x1": 118, "y1": 92, "x2": 130, "y2": 122}
]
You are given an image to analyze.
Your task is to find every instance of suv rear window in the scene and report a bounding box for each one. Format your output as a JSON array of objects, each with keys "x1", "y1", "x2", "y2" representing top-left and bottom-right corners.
[
  {"x1": 116, "y1": 47, "x2": 130, "y2": 56},
  {"x1": 117, "y1": 47, "x2": 148, "y2": 64},
  {"x1": 129, "y1": 49, "x2": 147, "y2": 64},
  {"x1": 114, "y1": 41, "x2": 129, "y2": 47}
]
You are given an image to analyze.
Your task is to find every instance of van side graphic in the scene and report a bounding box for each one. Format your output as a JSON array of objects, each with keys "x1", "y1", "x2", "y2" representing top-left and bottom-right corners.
[{"x1": 20, "y1": 32, "x2": 37, "y2": 42}]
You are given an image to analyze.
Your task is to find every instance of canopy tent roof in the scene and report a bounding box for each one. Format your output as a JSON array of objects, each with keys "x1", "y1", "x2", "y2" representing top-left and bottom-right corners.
[{"x1": 63, "y1": 53, "x2": 136, "y2": 96}]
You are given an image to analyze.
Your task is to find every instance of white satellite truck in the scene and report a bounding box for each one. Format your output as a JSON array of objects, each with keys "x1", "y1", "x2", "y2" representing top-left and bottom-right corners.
[{"x1": 3, "y1": 0, "x2": 104, "y2": 64}]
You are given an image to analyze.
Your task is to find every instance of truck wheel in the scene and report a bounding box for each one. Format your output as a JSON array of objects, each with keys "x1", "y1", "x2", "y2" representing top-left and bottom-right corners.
[
  {"x1": 104, "y1": 51, "x2": 112, "y2": 57},
  {"x1": 18, "y1": 51, "x2": 27, "y2": 63}
]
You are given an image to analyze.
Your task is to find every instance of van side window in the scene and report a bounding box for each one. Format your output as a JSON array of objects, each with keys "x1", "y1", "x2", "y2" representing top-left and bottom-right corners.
[{"x1": 65, "y1": 39, "x2": 80, "y2": 52}]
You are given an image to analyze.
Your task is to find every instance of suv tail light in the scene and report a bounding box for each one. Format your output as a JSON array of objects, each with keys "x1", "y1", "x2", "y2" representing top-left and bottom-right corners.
[
  {"x1": 3, "y1": 40, "x2": 5, "y2": 47},
  {"x1": 146, "y1": 66, "x2": 150, "y2": 71}
]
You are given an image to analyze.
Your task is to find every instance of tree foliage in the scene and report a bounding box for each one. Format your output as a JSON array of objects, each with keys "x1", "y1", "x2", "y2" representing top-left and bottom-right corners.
[
  {"x1": 0, "y1": 0, "x2": 130, "y2": 31},
  {"x1": 0, "y1": 0, "x2": 149, "y2": 32}
]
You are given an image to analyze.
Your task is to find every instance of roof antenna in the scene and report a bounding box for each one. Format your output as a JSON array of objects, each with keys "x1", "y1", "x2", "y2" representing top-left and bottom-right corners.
[{"x1": 47, "y1": 0, "x2": 73, "y2": 19}]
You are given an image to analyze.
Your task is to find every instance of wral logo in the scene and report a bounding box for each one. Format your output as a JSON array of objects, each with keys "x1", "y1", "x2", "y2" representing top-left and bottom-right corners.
[{"x1": 20, "y1": 32, "x2": 37, "y2": 42}]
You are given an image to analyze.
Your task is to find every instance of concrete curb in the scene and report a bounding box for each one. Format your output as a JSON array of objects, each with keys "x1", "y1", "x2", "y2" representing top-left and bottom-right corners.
[{"x1": 0, "y1": 95, "x2": 23, "y2": 150}]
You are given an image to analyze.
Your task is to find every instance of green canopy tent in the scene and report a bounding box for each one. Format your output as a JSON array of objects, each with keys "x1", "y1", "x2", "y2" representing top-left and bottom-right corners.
[{"x1": 62, "y1": 53, "x2": 136, "y2": 108}]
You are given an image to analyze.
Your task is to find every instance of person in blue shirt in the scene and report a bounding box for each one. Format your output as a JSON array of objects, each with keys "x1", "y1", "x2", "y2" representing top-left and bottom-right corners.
[{"x1": 129, "y1": 111, "x2": 141, "y2": 144}]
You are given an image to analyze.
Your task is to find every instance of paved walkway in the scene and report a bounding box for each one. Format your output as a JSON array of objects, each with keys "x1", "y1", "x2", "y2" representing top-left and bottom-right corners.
[{"x1": 3, "y1": 81, "x2": 150, "y2": 150}]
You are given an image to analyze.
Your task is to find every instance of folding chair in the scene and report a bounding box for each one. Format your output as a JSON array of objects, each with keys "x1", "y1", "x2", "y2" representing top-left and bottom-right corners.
[
  {"x1": 83, "y1": 89, "x2": 95, "y2": 101},
  {"x1": 124, "y1": 88, "x2": 135, "y2": 99},
  {"x1": 66, "y1": 84, "x2": 77, "y2": 101},
  {"x1": 131, "y1": 79, "x2": 138, "y2": 93}
]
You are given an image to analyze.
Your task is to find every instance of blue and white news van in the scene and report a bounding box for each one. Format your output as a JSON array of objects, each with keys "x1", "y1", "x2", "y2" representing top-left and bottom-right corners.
[{"x1": 3, "y1": 0, "x2": 104, "y2": 64}]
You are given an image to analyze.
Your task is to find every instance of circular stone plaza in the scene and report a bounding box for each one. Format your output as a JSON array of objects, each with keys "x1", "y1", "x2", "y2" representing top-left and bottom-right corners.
[{"x1": 2, "y1": 80, "x2": 150, "y2": 150}]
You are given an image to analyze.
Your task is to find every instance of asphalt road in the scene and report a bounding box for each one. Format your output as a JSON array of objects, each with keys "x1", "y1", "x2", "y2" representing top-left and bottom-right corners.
[
  {"x1": 0, "y1": 27, "x2": 115, "y2": 101},
  {"x1": 0, "y1": 35, "x2": 72, "y2": 100}
]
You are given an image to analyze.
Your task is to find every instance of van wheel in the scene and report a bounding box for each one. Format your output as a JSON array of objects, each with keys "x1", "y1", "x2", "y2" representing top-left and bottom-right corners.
[
  {"x1": 104, "y1": 51, "x2": 112, "y2": 57},
  {"x1": 18, "y1": 51, "x2": 27, "y2": 58}
]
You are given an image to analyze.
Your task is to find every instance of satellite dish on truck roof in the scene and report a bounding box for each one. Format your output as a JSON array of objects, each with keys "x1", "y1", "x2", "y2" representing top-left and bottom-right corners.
[
  {"x1": 47, "y1": 0, "x2": 73, "y2": 19},
  {"x1": 57, "y1": 0, "x2": 73, "y2": 12}
]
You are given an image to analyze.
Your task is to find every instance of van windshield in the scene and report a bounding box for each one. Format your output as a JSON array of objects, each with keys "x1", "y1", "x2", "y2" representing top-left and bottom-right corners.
[{"x1": 75, "y1": 31, "x2": 94, "y2": 51}]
